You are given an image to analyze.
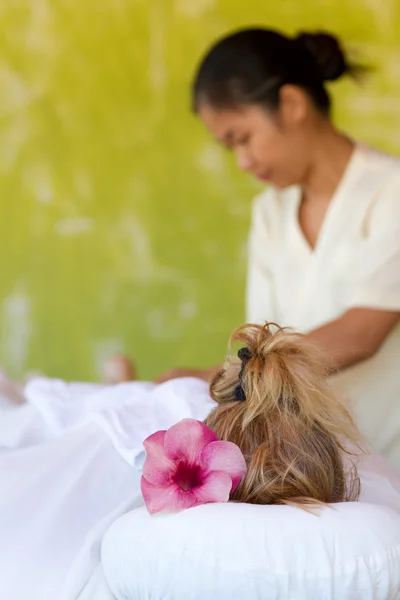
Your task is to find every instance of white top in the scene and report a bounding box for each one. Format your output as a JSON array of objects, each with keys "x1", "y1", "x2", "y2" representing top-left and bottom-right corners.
[{"x1": 246, "y1": 144, "x2": 400, "y2": 468}]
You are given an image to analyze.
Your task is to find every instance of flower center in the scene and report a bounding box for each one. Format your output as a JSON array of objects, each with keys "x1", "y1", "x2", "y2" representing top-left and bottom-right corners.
[{"x1": 173, "y1": 461, "x2": 203, "y2": 491}]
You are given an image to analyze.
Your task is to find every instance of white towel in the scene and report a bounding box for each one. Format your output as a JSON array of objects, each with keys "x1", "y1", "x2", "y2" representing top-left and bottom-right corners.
[{"x1": 25, "y1": 377, "x2": 216, "y2": 467}]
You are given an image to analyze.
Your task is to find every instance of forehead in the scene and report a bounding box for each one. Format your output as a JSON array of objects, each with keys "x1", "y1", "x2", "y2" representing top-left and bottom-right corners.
[{"x1": 198, "y1": 104, "x2": 267, "y2": 140}]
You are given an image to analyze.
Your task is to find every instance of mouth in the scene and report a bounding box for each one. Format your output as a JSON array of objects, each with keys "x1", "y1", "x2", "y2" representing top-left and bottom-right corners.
[{"x1": 255, "y1": 172, "x2": 271, "y2": 182}]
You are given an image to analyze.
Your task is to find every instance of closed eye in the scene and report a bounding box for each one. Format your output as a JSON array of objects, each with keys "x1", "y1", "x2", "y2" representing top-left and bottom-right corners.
[
  {"x1": 221, "y1": 136, "x2": 250, "y2": 151},
  {"x1": 236, "y1": 136, "x2": 250, "y2": 146}
]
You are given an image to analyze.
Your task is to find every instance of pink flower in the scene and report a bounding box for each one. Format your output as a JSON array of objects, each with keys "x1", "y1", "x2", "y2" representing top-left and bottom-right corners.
[{"x1": 141, "y1": 418, "x2": 247, "y2": 515}]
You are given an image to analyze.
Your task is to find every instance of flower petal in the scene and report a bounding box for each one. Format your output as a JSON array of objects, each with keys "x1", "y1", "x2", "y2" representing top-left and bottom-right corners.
[
  {"x1": 141, "y1": 476, "x2": 196, "y2": 515},
  {"x1": 191, "y1": 470, "x2": 233, "y2": 505},
  {"x1": 200, "y1": 441, "x2": 247, "y2": 492},
  {"x1": 142, "y1": 430, "x2": 176, "y2": 486},
  {"x1": 164, "y1": 418, "x2": 218, "y2": 464}
]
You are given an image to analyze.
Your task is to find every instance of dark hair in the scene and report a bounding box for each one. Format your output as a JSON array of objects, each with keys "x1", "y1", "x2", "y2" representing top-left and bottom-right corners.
[{"x1": 192, "y1": 28, "x2": 364, "y2": 115}]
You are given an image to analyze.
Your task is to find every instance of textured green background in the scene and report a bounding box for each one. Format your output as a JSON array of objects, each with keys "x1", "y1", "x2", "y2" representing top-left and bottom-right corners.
[{"x1": 0, "y1": 0, "x2": 399, "y2": 381}]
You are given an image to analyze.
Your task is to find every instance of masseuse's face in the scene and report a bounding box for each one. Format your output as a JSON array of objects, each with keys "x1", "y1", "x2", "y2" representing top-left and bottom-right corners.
[{"x1": 198, "y1": 101, "x2": 310, "y2": 190}]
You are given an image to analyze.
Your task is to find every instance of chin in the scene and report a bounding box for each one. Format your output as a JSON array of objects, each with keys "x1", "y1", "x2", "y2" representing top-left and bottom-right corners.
[
  {"x1": 271, "y1": 175, "x2": 298, "y2": 190},
  {"x1": 255, "y1": 172, "x2": 295, "y2": 190},
  {"x1": 266, "y1": 179, "x2": 290, "y2": 190}
]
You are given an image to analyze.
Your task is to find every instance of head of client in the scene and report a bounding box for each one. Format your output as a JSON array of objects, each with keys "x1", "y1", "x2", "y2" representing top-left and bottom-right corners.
[{"x1": 206, "y1": 323, "x2": 361, "y2": 506}]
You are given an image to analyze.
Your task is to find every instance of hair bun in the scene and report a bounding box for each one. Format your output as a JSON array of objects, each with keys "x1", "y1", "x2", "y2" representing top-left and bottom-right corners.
[{"x1": 295, "y1": 31, "x2": 350, "y2": 82}]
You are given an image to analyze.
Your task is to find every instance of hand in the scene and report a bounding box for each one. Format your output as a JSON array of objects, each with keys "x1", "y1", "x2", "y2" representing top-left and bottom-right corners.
[
  {"x1": 154, "y1": 365, "x2": 221, "y2": 385},
  {"x1": 102, "y1": 355, "x2": 136, "y2": 384}
]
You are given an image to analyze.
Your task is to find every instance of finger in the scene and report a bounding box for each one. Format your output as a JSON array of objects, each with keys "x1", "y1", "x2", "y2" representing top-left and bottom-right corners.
[{"x1": 153, "y1": 372, "x2": 172, "y2": 384}]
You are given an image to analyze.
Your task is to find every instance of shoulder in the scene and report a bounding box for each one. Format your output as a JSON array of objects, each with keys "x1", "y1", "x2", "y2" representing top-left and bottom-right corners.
[
  {"x1": 358, "y1": 145, "x2": 400, "y2": 229},
  {"x1": 357, "y1": 144, "x2": 400, "y2": 186}
]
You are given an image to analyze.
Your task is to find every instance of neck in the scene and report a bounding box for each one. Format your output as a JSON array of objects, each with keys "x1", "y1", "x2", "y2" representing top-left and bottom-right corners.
[{"x1": 300, "y1": 123, "x2": 355, "y2": 204}]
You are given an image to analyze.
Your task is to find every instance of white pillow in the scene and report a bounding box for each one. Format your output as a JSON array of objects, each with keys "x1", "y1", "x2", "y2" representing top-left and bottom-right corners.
[{"x1": 101, "y1": 455, "x2": 400, "y2": 600}]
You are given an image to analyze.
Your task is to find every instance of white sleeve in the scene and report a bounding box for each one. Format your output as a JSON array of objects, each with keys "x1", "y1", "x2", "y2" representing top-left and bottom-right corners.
[
  {"x1": 350, "y1": 172, "x2": 400, "y2": 311},
  {"x1": 246, "y1": 190, "x2": 277, "y2": 324}
]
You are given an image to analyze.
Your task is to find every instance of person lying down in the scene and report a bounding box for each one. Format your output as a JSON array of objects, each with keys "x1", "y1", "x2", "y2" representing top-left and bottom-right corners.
[
  {"x1": 0, "y1": 323, "x2": 398, "y2": 600},
  {"x1": 142, "y1": 323, "x2": 362, "y2": 516}
]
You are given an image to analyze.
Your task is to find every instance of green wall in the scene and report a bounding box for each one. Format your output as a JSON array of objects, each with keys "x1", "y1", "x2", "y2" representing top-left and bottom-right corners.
[{"x1": 0, "y1": 0, "x2": 399, "y2": 381}]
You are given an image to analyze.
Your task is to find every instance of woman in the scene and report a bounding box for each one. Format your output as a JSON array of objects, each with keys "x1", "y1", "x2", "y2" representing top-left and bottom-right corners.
[
  {"x1": 1, "y1": 322, "x2": 399, "y2": 600},
  {"x1": 157, "y1": 28, "x2": 400, "y2": 469}
]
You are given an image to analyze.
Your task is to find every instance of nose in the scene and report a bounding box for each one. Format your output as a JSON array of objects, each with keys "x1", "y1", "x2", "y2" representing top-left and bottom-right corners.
[{"x1": 236, "y1": 149, "x2": 253, "y2": 172}]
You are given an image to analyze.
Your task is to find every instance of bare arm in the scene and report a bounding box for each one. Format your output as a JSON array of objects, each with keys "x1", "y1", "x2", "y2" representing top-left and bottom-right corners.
[
  {"x1": 155, "y1": 308, "x2": 399, "y2": 383},
  {"x1": 308, "y1": 307, "x2": 400, "y2": 373}
]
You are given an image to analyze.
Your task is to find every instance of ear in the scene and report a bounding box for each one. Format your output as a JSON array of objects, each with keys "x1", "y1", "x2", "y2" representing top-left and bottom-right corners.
[{"x1": 278, "y1": 84, "x2": 309, "y2": 127}]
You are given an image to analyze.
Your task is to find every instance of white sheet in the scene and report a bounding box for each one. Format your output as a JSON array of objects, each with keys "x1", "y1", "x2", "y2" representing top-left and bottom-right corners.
[
  {"x1": 0, "y1": 377, "x2": 215, "y2": 600},
  {"x1": 0, "y1": 376, "x2": 399, "y2": 600}
]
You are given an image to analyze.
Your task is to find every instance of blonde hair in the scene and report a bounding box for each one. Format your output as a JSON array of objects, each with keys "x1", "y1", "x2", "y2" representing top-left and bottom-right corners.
[{"x1": 205, "y1": 323, "x2": 362, "y2": 507}]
